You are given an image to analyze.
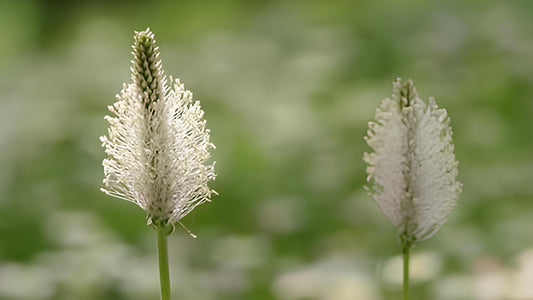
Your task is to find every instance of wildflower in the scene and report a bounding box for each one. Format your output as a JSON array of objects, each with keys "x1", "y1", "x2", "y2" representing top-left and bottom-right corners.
[
  {"x1": 363, "y1": 78, "x2": 461, "y2": 299},
  {"x1": 100, "y1": 28, "x2": 217, "y2": 230}
]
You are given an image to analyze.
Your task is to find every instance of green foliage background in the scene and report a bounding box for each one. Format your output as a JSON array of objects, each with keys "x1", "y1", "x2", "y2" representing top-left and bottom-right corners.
[{"x1": 0, "y1": 0, "x2": 532, "y2": 299}]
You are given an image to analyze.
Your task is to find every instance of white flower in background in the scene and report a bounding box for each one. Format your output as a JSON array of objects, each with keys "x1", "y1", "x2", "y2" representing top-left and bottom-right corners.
[
  {"x1": 100, "y1": 28, "x2": 216, "y2": 229},
  {"x1": 364, "y1": 78, "x2": 461, "y2": 243}
]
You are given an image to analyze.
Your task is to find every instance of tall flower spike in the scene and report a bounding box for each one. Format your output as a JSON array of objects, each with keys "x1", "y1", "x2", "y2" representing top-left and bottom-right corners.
[
  {"x1": 100, "y1": 28, "x2": 217, "y2": 230},
  {"x1": 364, "y1": 78, "x2": 461, "y2": 243}
]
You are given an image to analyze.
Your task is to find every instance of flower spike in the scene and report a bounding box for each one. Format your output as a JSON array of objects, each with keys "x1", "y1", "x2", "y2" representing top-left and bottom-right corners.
[
  {"x1": 364, "y1": 78, "x2": 461, "y2": 243},
  {"x1": 100, "y1": 28, "x2": 216, "y2": 229}
]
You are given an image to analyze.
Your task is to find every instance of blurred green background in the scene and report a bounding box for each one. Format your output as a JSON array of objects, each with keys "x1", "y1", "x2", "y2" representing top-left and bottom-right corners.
[{"x1": 1, "y1": 0, "x2": 532, "y2": 299}]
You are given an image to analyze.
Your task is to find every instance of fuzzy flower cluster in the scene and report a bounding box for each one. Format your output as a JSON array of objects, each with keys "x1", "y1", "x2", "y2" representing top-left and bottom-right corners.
[
  {"x1": 364, "y1": 78, "x2": 461, "y2": 242},
  {"x1": 100, "y1": 28, "x2": 216, "y2": 228}
]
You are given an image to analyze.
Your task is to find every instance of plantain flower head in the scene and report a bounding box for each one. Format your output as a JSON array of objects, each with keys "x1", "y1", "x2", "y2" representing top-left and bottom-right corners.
[
  {"x1": 364, "y1": 78, "x2": 461, "y2": 243},
  {"x1": 100, "y1": 28, "x2": 216, "y2": 230}
]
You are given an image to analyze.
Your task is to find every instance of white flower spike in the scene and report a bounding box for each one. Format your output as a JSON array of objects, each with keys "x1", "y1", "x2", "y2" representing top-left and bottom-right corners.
[
  {"x1": 100, "y1": 28, "x2": 217, "y2": 231},
  {"x1": 364, "y1": 78, "x2": 461, "y2": 244}
]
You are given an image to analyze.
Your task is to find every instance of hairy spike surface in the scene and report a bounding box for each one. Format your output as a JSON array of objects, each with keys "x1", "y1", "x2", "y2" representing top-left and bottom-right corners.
[
  {"x1": 364, "y1": 78, "x2": 461, "y2": 242},
  {"x1": 101, "y1": 28, "x2": 216, "y2": 228}
]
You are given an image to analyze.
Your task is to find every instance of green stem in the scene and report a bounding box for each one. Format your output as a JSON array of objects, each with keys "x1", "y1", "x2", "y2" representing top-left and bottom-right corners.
[
  {"x1": 157, "y1": 225, "x2": 171, "y2": 300},
  {"x1": 402, "y1": 239, "x2": 412, "y2": 300}
]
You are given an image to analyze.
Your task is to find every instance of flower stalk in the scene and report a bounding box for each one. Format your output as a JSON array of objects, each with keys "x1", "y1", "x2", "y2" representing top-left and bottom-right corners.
[
  {"x1": 401, "y1": 238, "x2": 412, "y2": 300},
  {"x1": 157, "y1": 225, "x2": 171, "y2": 300}
]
